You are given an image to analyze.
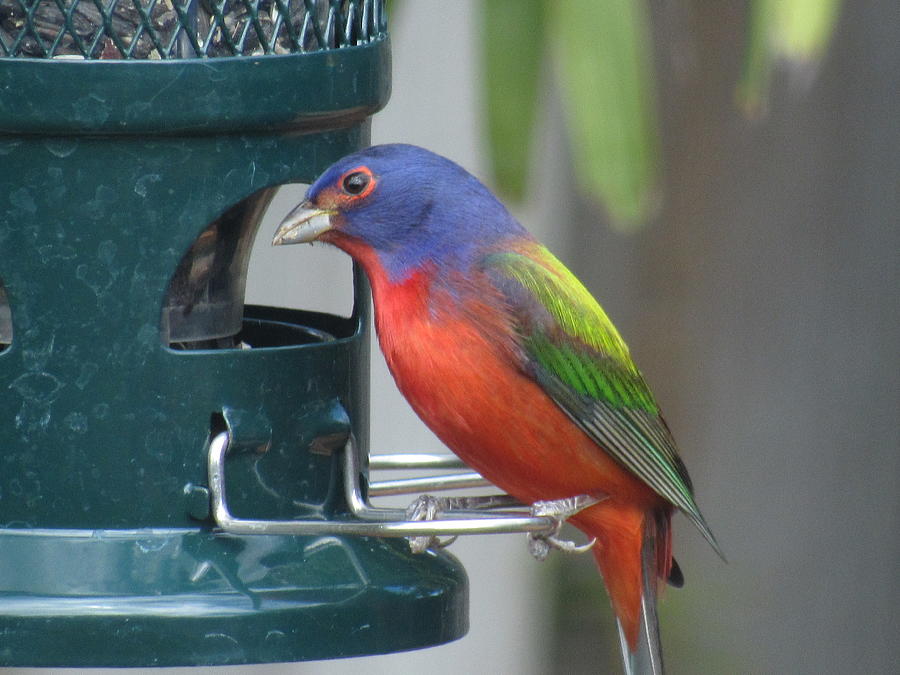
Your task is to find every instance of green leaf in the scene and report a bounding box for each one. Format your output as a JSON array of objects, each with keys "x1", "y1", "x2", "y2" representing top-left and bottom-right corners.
[
  {"x1": 551, "y1": 0, "x2": 660, "y2": 230},
  {"x1": 482, "y1": 0, "x2": 545, "y2": 201},
  {"x1": 738, "y1": 0, "x2": 842, "y2": 117}
]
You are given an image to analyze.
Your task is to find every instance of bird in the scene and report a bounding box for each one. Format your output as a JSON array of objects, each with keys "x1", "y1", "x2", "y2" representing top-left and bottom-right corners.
[{"x1": 273, "y1": 143, "x2": 723, "y2": 674}]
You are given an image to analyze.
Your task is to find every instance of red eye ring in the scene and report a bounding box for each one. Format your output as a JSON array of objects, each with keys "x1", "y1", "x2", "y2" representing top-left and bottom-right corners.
[{"x1": 339, "y1": 166, "x2": 376, "y2": 200}]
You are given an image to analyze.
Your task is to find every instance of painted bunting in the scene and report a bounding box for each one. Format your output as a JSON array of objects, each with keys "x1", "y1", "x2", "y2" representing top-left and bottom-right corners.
[{"x1": 274, "y1": 144, "x2": 722, "y2": 674}]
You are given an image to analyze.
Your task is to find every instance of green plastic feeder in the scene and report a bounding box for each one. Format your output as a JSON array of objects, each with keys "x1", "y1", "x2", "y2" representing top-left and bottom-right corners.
[{"x1": 0, "y1": 0, "x2": 467, "y2": 666}]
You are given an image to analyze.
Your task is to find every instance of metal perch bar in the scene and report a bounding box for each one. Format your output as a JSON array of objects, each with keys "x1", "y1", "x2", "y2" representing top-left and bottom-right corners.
[
  {"x1": 208, "y1": 431, "x2": 557, "y2": 538},
  {"x1": 368, "y1": 452, "x2": 495, "y2": 495},
  {"x1": 368, "y1": 472, "x2": 492, "y2": 496},
  {"x1": 369, "y1": 453, "x2": 491, "y2": 497},
  {"x1": 369, "y1": 453, "x2": 468, "y2": 470}
]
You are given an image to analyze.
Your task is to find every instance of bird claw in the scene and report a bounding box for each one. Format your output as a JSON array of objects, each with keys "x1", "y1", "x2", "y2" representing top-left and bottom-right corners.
[
  {"x1": 404, "y1": 493, "x2": 602, "y2": 557},
  {"x1": 404, "y1": 495, "x2": 458, "y2": 554},
  {"x1": 527, "y1": 494, "x2": 602, "y2": 561},
  {"x1": 528, "y1": 532, "x2": 598, "y2": 561}
]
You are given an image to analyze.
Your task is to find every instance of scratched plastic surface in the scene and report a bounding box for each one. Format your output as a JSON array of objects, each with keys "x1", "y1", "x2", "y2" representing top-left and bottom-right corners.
[
  {"x1": 0, "y1": 529, "x2": 467, "y2": 666},
  {"x1": 0, "y1": 37, "x2": 468, "y2": 667}
]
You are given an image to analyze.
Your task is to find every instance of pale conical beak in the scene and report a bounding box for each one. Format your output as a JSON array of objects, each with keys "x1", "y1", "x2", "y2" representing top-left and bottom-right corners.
[{"x1": 272, "y1": 201, "x2": 335, "y2": 246}]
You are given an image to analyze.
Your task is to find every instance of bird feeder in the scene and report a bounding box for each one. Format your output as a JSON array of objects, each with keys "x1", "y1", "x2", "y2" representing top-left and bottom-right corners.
[
  {"x1": 0, "y1": 0, "x2": 570, "y2": 667},
  {"x1": 0, "y1": 0, "x2": 478, "y2": 666}
]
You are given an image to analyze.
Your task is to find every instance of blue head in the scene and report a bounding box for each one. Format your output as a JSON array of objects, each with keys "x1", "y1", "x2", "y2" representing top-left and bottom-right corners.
[{"x1": 273, "y1": 144, "x2": 528, "y2": 281}]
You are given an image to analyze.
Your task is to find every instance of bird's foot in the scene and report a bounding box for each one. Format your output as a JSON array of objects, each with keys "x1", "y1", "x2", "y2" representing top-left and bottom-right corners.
[
  {"x1": 527, "y1": 495, "x2": 602, "y2": 561},
  {"x1": 405, "y1": 494, "x2": 458, "y2": 554}
]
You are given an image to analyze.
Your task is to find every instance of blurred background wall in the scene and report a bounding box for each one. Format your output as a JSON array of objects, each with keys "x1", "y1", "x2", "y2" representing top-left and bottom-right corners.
[{"x1": 14, "y1": 0, "x2": 896, "y2": 673}]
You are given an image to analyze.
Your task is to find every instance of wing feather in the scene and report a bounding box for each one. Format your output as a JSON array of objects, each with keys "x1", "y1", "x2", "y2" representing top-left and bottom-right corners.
[{"x1": 483, "y1": 245, "x2": 723, "y2": 558}]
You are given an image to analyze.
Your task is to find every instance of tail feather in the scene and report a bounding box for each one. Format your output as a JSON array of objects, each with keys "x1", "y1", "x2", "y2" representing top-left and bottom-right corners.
[
  {"x1": 617, "y1": 515, "x2": 664, "y2": 675},
  {"x1": 667, "y1": 558, "x2": 684, "y2": 588},
  {"x1": 579, "y1": 504, "x2": 670, "y2": 674}
]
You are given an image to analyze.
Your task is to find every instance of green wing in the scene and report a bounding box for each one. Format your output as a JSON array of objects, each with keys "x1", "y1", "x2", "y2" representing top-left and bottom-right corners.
[{"x1": 484, "y1": 246, "x2": 723, "y2": 558}]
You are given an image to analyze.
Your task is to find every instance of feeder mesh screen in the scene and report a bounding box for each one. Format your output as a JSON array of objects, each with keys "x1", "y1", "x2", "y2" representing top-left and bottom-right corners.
[{"x1": 0, "y1": 0, "x2": 384, "y2": 59}]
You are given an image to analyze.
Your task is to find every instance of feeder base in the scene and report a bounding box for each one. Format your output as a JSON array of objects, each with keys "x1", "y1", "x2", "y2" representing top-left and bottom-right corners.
[{"x1": 0, "y1": 528, "x2": 468, "y2": 667}]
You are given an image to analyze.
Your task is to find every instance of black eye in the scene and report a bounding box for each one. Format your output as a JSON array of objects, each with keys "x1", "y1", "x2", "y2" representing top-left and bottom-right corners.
[{"x1": 342, "y1": 170, "x2": 371, "y2": 196}]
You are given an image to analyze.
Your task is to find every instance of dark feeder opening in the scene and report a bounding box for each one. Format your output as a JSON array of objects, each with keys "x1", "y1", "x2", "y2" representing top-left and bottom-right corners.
[
  {"x1": 161, "y1": 188, "x2": 345, "y2": 351},
  {"x1": 0, "y1": 0, "x2": 467, "y2": 667},
  {"x1": 162, "y1": 191, "x2": 274, "y2": 350}
]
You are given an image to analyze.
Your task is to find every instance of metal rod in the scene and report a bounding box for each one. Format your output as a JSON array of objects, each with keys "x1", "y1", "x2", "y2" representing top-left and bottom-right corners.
[
  {"x1": 207, "y1": 432, "x2": 558, "y2": 538},
  {"x1": 369, "y1": 453, "x2": 467, "y2": 470},
  {"x1": 368, "y1": 472, "x2": 492, "y2": 496}
]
